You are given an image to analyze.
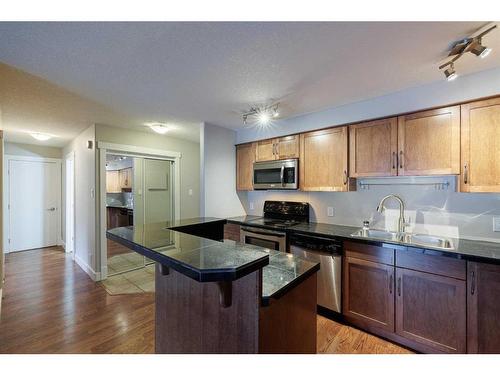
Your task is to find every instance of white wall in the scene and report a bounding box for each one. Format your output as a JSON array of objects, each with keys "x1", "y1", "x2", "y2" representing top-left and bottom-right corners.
[
  {"x1": 4, "y1": 142, "x2": 62, "y2": 159},
  {"x1": 0, "y1": 112, "x2": 4, "y2": 309},
  {"x1": 63, "y1": 124, "x2": 98, "y2": 279},
  {"x1": 200, "y1": 123, "x2": 245, "y2": 218},
  {"x1": 234, "y1": 67, "x2": 500, "y2": 242}
]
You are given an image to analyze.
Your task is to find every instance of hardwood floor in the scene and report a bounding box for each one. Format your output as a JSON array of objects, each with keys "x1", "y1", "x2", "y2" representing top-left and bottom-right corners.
[{"x1": 0, "y1": 247, "x2": 412, "y2": 354}]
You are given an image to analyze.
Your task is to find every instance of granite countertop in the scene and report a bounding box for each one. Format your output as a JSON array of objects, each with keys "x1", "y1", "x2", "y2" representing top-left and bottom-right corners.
[
  {"x1": 107, "y1": 217, "x2": 320, "y2": 302},
  {"x1": 227, "y1": 217, "x2": 500, "y2": 263}
]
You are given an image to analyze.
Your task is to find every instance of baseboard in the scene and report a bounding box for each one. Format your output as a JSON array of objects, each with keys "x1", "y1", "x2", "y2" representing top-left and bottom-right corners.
[{"x1": 74, "y1": 254, "x2": 101, "y2": 281}]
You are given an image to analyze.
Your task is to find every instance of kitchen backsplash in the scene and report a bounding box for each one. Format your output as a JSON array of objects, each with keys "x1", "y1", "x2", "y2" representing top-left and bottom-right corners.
[
  {"x1": 238, "y1": 176, "x2": 500, "y2": 242},
  {"x1": 106, "y1": 192, "x2": 133, "y2": 208}
]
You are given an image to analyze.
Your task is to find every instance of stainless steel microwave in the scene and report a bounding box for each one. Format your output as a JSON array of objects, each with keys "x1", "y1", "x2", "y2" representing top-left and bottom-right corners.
[{"x1": 253, "y1": 159, "x2": 298, "y2": 190}]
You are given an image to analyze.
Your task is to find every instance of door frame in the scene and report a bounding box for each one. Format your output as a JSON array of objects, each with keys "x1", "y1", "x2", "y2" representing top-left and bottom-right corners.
[
  {"x1": 97, "y1": 142, "x2": 181, "y2": 280},
  {"x1": 64, "y1": 151, "x2": 75, "y2": 256},
  {"x1": 3, "y1": 154, "x2": 62, "y2": 253}
]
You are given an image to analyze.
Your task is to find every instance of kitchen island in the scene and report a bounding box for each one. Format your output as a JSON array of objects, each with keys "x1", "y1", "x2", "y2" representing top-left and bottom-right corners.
[{"x1": 107, "y1": 217, "x2": 320, "y2": 354}]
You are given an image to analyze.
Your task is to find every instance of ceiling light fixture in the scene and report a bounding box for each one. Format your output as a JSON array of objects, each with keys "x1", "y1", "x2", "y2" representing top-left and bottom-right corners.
[
  {"x1": 242, "y1": 103, "x2": 280, "y2": 126},
  {"x1": 30, "y1": 132, "x2": 52, "y2": 141},
  {"x1": 444, "y1": 63, "x2": 458, "y2": 81},
  {"x1": 439, "y1": 24, "x2": 497, "y2": 81},
  {"x1": 146, "y1": 122, "x2": 169, "y2": 134}
]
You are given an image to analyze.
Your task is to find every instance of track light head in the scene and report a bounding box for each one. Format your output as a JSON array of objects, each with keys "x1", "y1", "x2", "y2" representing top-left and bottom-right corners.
[
  {"x1": 470, "y1": 39, "x2": 492, "y2": 58},
  {"x1": 444, "y1": 64, "x2": 458, "y2": 81}
]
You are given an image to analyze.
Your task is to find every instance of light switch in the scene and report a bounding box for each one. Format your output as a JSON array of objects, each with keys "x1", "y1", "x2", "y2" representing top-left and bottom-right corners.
[
  {"x1": 188, "y1": 189, "x2": 193, "y2": 196},
  {"x1": 493, "y1": 217, "x2": 500, "y2": 232},
  {"x1": 327, "y1": 207, "x2": 334, "y2": 217}
]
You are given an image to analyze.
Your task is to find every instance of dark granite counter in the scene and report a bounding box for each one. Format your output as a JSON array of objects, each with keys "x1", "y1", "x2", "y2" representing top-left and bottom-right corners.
[
  {"x1": 106, "y1": 217, "x2": 319, "y2": 301},
  {"x1": 227, "y1": 217, "x2": 500, "y2": 264}
]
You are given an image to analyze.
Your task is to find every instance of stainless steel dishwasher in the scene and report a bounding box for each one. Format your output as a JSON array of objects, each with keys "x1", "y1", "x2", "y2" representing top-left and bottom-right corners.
[{"x1": 289, "y1": 233, "x2": 342, "y2": 313}]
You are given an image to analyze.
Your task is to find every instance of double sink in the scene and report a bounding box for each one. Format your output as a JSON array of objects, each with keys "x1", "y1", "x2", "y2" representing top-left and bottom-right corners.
[{"x1": 351, "y1": 229, "x2": 455, "y2": 250}]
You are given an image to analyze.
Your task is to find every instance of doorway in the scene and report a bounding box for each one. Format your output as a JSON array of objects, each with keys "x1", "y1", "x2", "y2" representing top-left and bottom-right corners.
[
  {"x1": 65, "y1": 152, "x2": 75, "y2": 254},
  {"x1": 4, "y1": 156, "x2": 61, "y2": 253}
]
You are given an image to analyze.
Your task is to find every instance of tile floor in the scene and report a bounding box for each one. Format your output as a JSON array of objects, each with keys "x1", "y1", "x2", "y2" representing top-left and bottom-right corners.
[{"x1": 100, "y1": 264, "x2": 155, "y2": 295}]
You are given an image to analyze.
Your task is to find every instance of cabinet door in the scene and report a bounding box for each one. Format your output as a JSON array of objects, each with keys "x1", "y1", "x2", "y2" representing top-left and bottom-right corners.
[
  {"x1": 467, "y1": 261, "x2": 500, "y2": 353},
  {"x1": 255, "y1": 139, "x2": 276, "y2": 162},
  {"x1": 106, "y1": 170, "x2": 120, "y2": 193},
  {"x1": 461, "y1": 98, "x2": 500, "y2": 192},
  {"x1": 398, "y1": 106, "x2": 460, "y2": 176},
  {"x1": 395, "y1": 268, "x2": 466, "y2": 353},
  {"x1": 300, "y1": 127, "x2": 349, "y2": 191},
  {"x1": 122, "y1": 168, "x2": 132, "y2": 188},
  {"x1": 349, "y1": 117, "x2": 398, "y2": 177},
  {"x1": 343, "y1": 256, "x2": 395, "y2": 333},
  {"x1": 276, "y1": 135, "x2": 299, "y2": 160},
  {"x1": 236, "y1": 143, "x2": 256, "y2": 191}
]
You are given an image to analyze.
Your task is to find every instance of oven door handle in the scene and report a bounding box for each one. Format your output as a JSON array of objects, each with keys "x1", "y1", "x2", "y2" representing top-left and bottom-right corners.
[
  {"x1": 280, "y1": 165, "x2": 285, "y2": 186},
  {"x1": 241, "y1": 228, "x2": 286, "y2": 238}
]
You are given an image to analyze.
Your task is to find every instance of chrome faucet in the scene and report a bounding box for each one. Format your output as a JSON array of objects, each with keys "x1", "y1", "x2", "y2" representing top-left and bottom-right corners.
[{"x1": 376, "y1": 194, "x2": 406, "y2": 233}]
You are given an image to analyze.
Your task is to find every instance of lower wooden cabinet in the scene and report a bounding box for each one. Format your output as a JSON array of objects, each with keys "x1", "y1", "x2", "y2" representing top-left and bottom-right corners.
[
  {"x1": 343, "y1": 256, "x2": 395, "y2": 333},
  {"x1": 467, "y1": 261, "x2": 500, "y2": 353},
  {"x1": 395, "y1": 268, "x2": 466, "y2": 353},
  {"x1": 343, "y1": 241, "x2": 468, "y2": 353},
  {"x1": 224, "y1": 223, "x2": 241, "y2": 242}
]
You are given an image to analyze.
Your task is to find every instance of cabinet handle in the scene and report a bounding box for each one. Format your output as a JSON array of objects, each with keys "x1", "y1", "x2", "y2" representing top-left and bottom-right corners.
[
  {"x1": 471, "y1": 270, "x2": 476, "y2": 295},
  {"x1": 389, "y1": 274, "x2": 393, "y2": 294},
  {"x1": 397, "y1": 277, "x2": 402, "y2": 297},
  {"x1": 399, "y1": 151, "x2": 403, "y2": 169},
  {"x1": 464, "y1": 164, "x2": 468, "y2": 184},
  {"x1": 392, "y1": 152, "x2": 396, "y2": 169},
  {"x1": 343, "y1": 170, "x2": 348, "y2": 185}
]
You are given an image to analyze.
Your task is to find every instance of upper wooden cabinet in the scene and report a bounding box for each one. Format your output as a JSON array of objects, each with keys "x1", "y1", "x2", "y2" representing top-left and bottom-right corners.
[
  {"x1": 300, "y1": 126, "x2": 349, "y2": 191},
  {"x1": 461, "y1": 97, "x2": 500, "y2": 192},
  {"x1": 349, "y1": 117, "x2": 398, "y2": 177},
  {"x1": 236, "y1": 143, "x2": 256, "y2": 191},
  {"x1": 119, "y1": 168, "x2": 132, "y2": 189},
  {"x1": 106, "y1": 170, "x2": 121, "y2": 193},
  {"x1": 397, "y1": 106, "x2": 460, "y2": 176},
  {"x1": 256, "y1": 135, "x2": 300, "y2": 162},
  {"x1": 467, "y1": 261, "x2": 500, "y2": 353}
]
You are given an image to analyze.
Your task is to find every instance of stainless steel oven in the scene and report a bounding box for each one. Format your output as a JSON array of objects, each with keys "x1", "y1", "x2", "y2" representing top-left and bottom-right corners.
[
  {"x1": 240, "y1": 226, "x2": 287, "y2": 252},
  {"x1": 253, "y1": 159, "x2": 298, "y2": 190}
]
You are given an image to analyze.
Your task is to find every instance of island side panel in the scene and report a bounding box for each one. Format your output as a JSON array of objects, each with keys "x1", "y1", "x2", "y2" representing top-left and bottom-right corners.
[
  {"x1": 155, "y1": 264, "x2": 262, "y2": 353},
  {"x1": 258, "y1": 273, "x2": 317, "y2": 354}
]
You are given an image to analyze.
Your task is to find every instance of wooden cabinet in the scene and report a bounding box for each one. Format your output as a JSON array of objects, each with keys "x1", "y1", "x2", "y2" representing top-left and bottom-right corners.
[
  {"x1": 300, "y1": 126, "x2": 350, "y2": 191},
  {"x1": 460, "y1": 97, "x2": 500, "y2": 192},
  {"x1": 343, "y1": 256, "x2": 395, "y2": 333},
  {"x1": 256, "y1": 135, "x2": 300, "y2": 162},
  {"x1": 224, "y1": 223, "x2": 241, "y2": 242},
  {"x1": 349, "y1": 117, "x2": 398, "y2": 177},
  {"x1": 236, "y1": 143, "x2": 256, "y2": 191},
  {"x1": 397, "y1": 106, "x2": 460, "y2": 176},
  {"x1": 119, "y1": 168, "x2": 132, "y2": 189},
  {"x1": 467, "y1": 261, "x2": 500, "y2": 353},
  {"x1": 395, "y1": 268, "x2": 466, "y2": 353},
  {"x1": 106, "y1": 170, "x2": 121, "y2": 193}
]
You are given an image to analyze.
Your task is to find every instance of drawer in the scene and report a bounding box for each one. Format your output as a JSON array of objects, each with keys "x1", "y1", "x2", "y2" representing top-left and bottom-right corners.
[
  {"x1": 396, "y1": 247, "x2": 466, "y2": 280},
  {"x1": 344, "y1": 241, "x2": 394, "y2": 266}
]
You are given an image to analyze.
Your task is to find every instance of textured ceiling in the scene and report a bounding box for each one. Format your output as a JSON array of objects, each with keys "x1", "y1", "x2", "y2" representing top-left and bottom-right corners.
[{"x1": 0, "y1": 21, "x2": 499, "y2": 147}]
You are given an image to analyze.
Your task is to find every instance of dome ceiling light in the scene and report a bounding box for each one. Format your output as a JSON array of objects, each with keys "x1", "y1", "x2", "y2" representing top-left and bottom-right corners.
[{"x1": 439, "y1": 24, "x2": 496, "y2": 81}]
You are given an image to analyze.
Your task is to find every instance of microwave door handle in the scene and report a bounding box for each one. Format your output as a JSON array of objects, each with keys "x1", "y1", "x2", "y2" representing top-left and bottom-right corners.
[{"x1": 280, "y1": 165, "x2": 285, "y2": 186}]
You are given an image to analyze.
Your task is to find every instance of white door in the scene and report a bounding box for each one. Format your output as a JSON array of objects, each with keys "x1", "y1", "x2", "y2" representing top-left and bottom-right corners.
[{"x1": 8, "y1": 159, "x2": 60, "y2": 252}]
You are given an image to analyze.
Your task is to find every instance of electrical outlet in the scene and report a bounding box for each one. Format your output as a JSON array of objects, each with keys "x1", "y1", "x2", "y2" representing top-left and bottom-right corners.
[
  {"x1": 249, "y1": 202, "x2": 254, "y2": 210},
  {"x1": 327, "y1": 207, "x2": 334, "y2": 217},
  {"x1": 493, "y1": 217, "x2": 500, "y2": 232}
]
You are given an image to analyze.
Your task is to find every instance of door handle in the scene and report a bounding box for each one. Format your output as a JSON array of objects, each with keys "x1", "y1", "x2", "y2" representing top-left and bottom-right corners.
[
  {"x1": 463, "y1": 164, "x2": 468, "y2": 184},
  {"x1": 389, "y1": 274, "x2": 393, "y2": 294},
  {"x1": 343, "y1": 170, "x2": 348, "y2": 185},
  {"x1": 397, "y1": 276, "x2": 402, "y2": 296},
  {"x1": 47, "y1": 207, "x2": 56, "y2": 211},
  {"x1": 392, "y1": 152, "x2": 396, "y2": 169},
  {"x1": 471, "y1": 270, "x2": 476, "y2": 295},
  {"x1": 399, "y1": 151, "x2": 404, "y2": 169}
]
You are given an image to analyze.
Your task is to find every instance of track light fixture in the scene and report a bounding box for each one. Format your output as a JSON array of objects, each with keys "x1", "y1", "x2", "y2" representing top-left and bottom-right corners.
[
  {"x1": 242, "y1": 103, "x2": 280, "y2": 126},
  {"x1": 439, "y1": 24, "x2": 496, "y2": 81}
]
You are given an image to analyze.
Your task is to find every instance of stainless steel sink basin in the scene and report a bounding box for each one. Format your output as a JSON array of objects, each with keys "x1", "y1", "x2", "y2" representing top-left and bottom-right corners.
[
  {"x1": 351, "y1": 229, "x2": 401, "y2": 241},
  {"x1": 351, "y1": 229, "x2": 455, "y2": 250},
  {"x1": 403, "y1": 233, "x2": 455, "y2": 250}
]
